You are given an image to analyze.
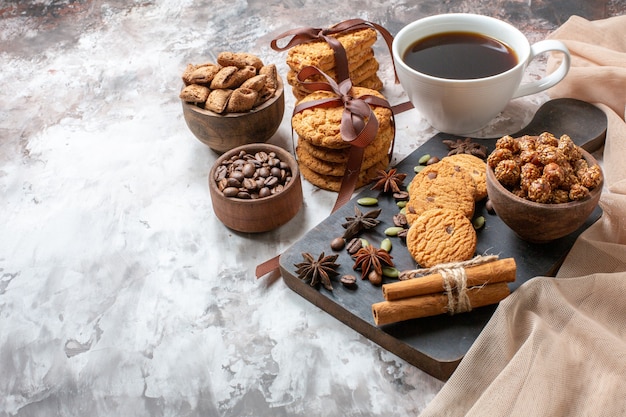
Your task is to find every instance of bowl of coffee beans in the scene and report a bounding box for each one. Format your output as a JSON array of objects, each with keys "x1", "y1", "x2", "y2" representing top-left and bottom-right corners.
[{"x1": 209, "y1": 143, "x2": 303, "y2": 233}]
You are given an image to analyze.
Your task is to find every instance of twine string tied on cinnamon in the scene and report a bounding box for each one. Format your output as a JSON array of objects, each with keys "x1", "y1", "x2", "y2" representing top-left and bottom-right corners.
[{"x1": 399, "y1": 255, "x2": 500, "y2": 315}]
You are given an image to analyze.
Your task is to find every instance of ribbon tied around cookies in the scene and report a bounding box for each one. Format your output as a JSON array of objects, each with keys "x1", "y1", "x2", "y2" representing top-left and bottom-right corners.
[
  {"x1": 294, "y1": 66, "x2": 388, "y2": 149},
  {"x1": 255, "y1": 66, "x2": 395, "y2": 279},
  {"x1": 293, "y1": 65, "x2": 394, "y2": 212},
  {"x1": 270, "y1": 18, "x2": 398, "y2": 83}
]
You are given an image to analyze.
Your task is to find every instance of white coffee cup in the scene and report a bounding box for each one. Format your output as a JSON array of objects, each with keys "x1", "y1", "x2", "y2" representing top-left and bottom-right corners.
[{"x1": 392, "y1": 13, "x2": 571, "y2": 134}]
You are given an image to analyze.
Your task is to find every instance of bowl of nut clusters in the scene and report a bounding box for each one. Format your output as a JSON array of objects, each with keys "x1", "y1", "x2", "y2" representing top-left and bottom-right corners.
[
  {"x1": 208, "y1": 143, "x2": 303, "y2": 233},
  {"x1": 180, "y1": 52, "x2": 285, "y2": 154},
  {"x1": 485, "y1": 132, "x2": 603, "y2": 243}
]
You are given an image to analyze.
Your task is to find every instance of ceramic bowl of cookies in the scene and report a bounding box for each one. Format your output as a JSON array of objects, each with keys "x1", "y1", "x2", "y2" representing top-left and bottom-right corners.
[
  {"x1": 180, "y1": 53, "x2": 285, "y2": 154},
  {"x1": 485, "y1": 134, "x2": 603, "y2": 243},
  {"x1": 208, "y1": 143, "x2": 303, "y2": 233}
]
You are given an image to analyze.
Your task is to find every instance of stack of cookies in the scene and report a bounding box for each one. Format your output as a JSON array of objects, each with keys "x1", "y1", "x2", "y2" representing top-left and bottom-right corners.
[
  {"x1": 285, "y1": 28, "x2": 383, "y2": 100},
  {"x1": 292, "y1": 86, "x2": 393, "y2": 192},
  {"x1": 404, "y1": 154, "x2": 488, "y2": 268}
]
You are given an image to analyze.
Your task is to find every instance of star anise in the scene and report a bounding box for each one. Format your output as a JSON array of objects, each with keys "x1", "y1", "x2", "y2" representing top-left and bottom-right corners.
[
  {"x1": 294, "y1": 252, "x2": 340, "y2": 291},
  {"x1": 370, "y1": 168, "x2": 407, "y2": 193},
  {"x1": 443, "y1": 137, "x2": 488, "y2": 159},
  {"x1": 352, "y1": 244, "x2": 394, "y2": 280},
  {"x1": 342, "y1": 205, "x2": 382, "y2": 240}
]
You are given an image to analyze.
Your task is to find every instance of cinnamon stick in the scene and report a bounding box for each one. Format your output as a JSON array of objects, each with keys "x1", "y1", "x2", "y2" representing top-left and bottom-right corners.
[
  {"x1": 382, "y1": 258, "x2": 516, "y2": 301},
  {"x1": 372, "y1": 282, "x2": 510, "y2": 326}
]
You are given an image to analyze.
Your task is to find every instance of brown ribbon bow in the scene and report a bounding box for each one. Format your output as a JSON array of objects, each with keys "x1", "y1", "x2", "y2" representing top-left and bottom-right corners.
[
  {"x1": 270, "y1": 18, "x2": 398, "y2": 83},
  {"x1": 294, "y1": 66, "x2": 389, "y2": 149},
  {"x1": 294, "y1": 65, "x2": 394, "y2": 212}
]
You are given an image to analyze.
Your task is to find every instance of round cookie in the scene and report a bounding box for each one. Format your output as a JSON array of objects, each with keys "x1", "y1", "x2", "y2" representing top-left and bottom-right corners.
[
  {"x1": 296, "y1": 142, "x2": 389, "y2": 176},
  {"x1": 292, "y1": 73, "x2": 384, "y2": 101},
  {"x1": 286, "y1": 28, "x2": 378, "y2": 72},
  {"x1": 406, "y1": 208, "x2": 477, "y2": 268},
  {"x1": 296, "y1": 125, "x2": 393, "y2": 164},
  {"x1": 299, "y1": 154, "x2": 389, "y2": 192},
  {"x1": 292, "y1": 87, "x2": 393, "y2": 149},
  {"x1": 287, "y1": 51, "x2": 379, "y2": 89},
  {"x1": 296, "y1": 144, "x2": 385, "y2": 176},
  {"x1": 409, "y1": 159, "x2": 477, "y2": 198},
  {"x1": 357, "y1": 74, "x2": 384, "y2": 92},
  {"x1": 405, "y1": 178, "x2": 475, "y2": 225},
  {"x1": 442, "y1": 154, "x2": 488, "y2": 200},
  {"x1": 406, "y1": 160, "x2": 476, "y2": 224}
]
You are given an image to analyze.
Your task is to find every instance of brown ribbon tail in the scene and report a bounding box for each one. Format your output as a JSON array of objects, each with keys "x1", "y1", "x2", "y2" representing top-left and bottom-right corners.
[
  {"x1": 256, "y1": 254, "x2": 281, "y2": 279},
  {"x1": 270, "y1": 26, "x2": 324, "y2": 51},
  {"x1": 392, "y1": 100, "x2": 414, "y2": 115},
  {"x1": 331, "y1": 145, "x2": 366, "y2": 213}
]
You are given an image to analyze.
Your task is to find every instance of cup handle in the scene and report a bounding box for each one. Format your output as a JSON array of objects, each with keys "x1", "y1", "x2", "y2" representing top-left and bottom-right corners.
[{"x1": 512, "y1": 39, "x2": 571, "y2": 99}]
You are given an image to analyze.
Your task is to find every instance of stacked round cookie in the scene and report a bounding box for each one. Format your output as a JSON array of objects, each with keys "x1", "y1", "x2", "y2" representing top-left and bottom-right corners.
[
  {"x1": 404, "y1": 154, "x2": 488, "y2": 268},
  {"x1": 285, "y1": 28, "x2": 383, "y2": 100},
  {"x1": 292, "y1": 87, "x2": 393, "y2": 192}
]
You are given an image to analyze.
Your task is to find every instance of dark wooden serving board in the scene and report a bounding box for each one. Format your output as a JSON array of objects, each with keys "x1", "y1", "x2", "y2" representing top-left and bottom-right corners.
[{"x1": 278, "y1": 98, "x2": 607, "y2": 381}]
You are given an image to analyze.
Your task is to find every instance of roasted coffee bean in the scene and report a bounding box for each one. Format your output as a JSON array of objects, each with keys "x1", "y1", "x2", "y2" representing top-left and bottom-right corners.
[
  {"x1": 485, "y1": 199, "x2": 495, "y2": 214},
  {"x1": 393, "y1": 213, "x2": 408, "y2": 228},
  {"x1": 259, "y1": 187, "x2": 271, "y2": 198},
  {"x1": 215, "y1": 165, "x2": 228, "y2": 181},
  {"x1": 216, "y1": 150, "x2": 294, "y2": 199},
  {"x1": 243, "y1": 178, "x2": 257, "y2": 190},
  {"x1": 258, "y1": 167, "x2": 271, "y2": 178},
  {"x1": 255, "y1": 151, "x2": 269, "y2": 162},
  {"x1": 340, "y1": 274, "x2": 358, "y2": 289},
  {"x1": 368, "y1": 270, "x2": 383, "y2": 286},
  {"x1": 426, "y1": 156, "x2": 440, "y2": 165},
  {"x1": 223, "y1": 187, "x2": 239, "y2": 197},
  {"x1": 226, "y1": 177, "x2": 241, "y2": 188},
  {"x1": 393, "y1": 191, "x2": 409, "y2": 201},
  {"x1": 230, "y1": 171, "x2": 244, "y2": 182},
  {"x1": 330, "y1": 237, "x2": 345, "y2": 251},
  {"x1": 345, "y1": 237, "x2": 362, "y2": 255},
  {"x1": 242, "y1": 162, "x2": 256, "y2": 177},
  {"x1": 264, "y1": 176, "x2": 279, "y2": 187}
]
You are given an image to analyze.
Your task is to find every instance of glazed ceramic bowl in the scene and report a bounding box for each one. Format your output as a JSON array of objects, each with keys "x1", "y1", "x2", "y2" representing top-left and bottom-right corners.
[
  {"x1": 182, "y1": 76, "x2": 285, "y2": 154},
  {"x1": 208, "y1": 143, "x2": 303, "y2": 233},
  {"x1": 486, "y1": 148, "x2": 602, "y2": 243}
]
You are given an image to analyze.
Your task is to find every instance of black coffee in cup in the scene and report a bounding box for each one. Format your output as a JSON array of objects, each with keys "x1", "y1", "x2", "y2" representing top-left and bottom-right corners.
[{"x1": 402, "y1": 31, "x2": 518, "y2": 79}]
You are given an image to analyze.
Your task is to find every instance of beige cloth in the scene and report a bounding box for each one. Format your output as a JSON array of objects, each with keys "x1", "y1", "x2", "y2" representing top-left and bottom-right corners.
[{"x1": 419, "y1": 15, "x2": 626, "y2": 417}]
